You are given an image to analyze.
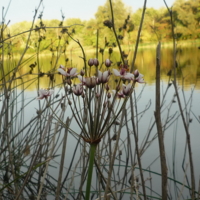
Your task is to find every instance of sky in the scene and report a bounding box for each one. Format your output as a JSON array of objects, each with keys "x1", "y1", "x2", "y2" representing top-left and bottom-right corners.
[{"x1": 0, "y1": 0, "x2": 175, "y2": 25}]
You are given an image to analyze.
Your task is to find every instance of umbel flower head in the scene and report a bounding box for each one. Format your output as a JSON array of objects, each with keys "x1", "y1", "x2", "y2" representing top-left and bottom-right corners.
[
  {"x1": 56, "y1": 59, "x2": 144, "y2": 144},
  {"x1": 36, "y1": 88, "x2": 54, "y2": 100}
]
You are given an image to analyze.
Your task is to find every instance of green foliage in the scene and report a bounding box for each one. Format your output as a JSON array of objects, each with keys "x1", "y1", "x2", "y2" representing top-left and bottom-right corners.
[
  {"x1": 5, "y1": 0, "x2": 200, "y2": 53},
  {"x1": 173, "y1": 0, "x2": 200, "y2": 39}
]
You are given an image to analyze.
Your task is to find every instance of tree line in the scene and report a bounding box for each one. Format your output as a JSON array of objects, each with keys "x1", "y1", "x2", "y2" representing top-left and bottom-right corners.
[{"x1": 4, "y1": 0, "x2": 200, "y2": 54}]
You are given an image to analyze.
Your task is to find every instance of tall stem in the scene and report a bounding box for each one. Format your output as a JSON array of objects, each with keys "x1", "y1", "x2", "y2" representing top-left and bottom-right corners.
[
  {"x1": 130, "y1": 0, "x2": 147, "y2": 72},
  {"x1": 108, "y1": 0, "x2": 125, "y2": 64},
  {"x1": 85, "y1": 143, "x2": 97, "y2": 200},
  {"x1": 155, "y1": 42, "x2": 168, "y2": 199}
]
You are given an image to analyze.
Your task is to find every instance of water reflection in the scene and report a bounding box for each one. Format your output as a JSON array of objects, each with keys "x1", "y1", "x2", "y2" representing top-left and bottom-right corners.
[
  {"x1": 133, "y1": 46, "x2": 200, "y2": 88},
  {"x1": 1, "y1": 45, "x2": 200, "y2": 90}
]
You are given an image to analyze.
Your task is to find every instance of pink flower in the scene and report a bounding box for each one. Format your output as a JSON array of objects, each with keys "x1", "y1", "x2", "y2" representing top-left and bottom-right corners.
[
  {"x1": 36, "y1": 88, "x2": 54, "y2": 100},
  {"x1": 97, "y1": 70, "x2": 110, "y2": 84},
  {"x1": 113, "y1": 68, "x2": 134, "y2": 80},
  {"x1": 58, "y1": 66, "x2": 78, "y2": 77},
  {"x1": 117, "y1": 83, "x2": 133, "y2": 98},
  {"x1": 78, "y1": 75, "x2": 97, "y2": 88},
  {"x1": 122, "y1": 83, "x2": 132, "y2": 96},
  {"x1": 73, "y1": 84, "x2": 83, "y2": 96},
  {"x1": 134, "y1": 70, "x2": 145, "y2": 83},
  {"x1": 80, "y1": 69, "x2": 85, "y2": 76},
  {"x1": 85, "y1": 77, "x2": 97, "y2": 88},
  {"x1": 117, "y1": 91, "x2": 125, "y2": 98}
]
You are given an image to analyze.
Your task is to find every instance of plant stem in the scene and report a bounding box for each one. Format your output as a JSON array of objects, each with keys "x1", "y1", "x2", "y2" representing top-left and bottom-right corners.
[
  {"x1": 155, "y1": 42, "x2": 168, "y2": 200},
  {"x1": 85, "y1": 143, "x2": 97, "y2": 200},
  {"x1": 108, "y1": 0, "x2": 125, "y2": 65},
  {"x1": 130, "y1": 0, "x2": 147, "y2": 72}
]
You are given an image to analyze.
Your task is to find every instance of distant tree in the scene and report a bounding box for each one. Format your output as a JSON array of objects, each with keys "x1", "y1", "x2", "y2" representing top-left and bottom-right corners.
[
  {"x1": 154, "y1": 8, "x2": 171, "y2": 41},
  {"x1": 65, "y1": 18, "x2": 84, "y2": 34},
  {"x1": 93, "y1": 0, "x2": 131, "y2": 47},
  {"x1": 173, "y1": 0, "x2": 200, "y2": 39},
  {"x1": 6, "y1": 0, "x2": 200, "y2": 52},
  {"x1": 9, "y1": 21, "x2": 33, "y2": 48},
  {"x1": 81, "y1": 19, "x2": 98, "y2": 46}
]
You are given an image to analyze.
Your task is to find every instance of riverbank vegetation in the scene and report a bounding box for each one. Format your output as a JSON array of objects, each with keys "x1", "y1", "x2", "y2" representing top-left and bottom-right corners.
[{"x1": 2, "y1": 0, "x2": 200, "y2": 55}]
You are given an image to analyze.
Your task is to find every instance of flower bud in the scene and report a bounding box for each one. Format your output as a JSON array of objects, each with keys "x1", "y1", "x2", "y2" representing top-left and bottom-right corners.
[
  {"x1": 99, "y1": 48, "x2": 104, "y2": 54},
  {"x1": 134, "y1": 69, "x2": 139, "y2": 78},
  {"x1": 88, "y1": 58, "x2": 94, "y2": 67},
  {"x1": 109, "y1": 48, "x2": 113, "y2": 55},
  {"x1": 105, "y1": 59, "x2": 112, "y2": 67},
  {"x1": 103, "y1": 20, "x2": 113, "y2": 28},
  {"x1": 117, "y1": 35, "x2": 123, "y2": 40},
  {"x1": 105, "y1": 83, "x2": 110, "y2": 91},
  {"x1": 93, "y1": 58, "x2": 99, "y2": 67},
  {"x1": 80, "y1": 69, "x2": 85, "y2": 76}
]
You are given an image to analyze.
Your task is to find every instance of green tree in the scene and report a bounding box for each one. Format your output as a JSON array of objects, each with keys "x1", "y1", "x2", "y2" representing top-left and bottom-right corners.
[
  {"x1": 94, "y1": 0, "x2": 131, "y2": 47},
  {"x1": 81, "y1": 19, "x2": 98, "y2": 46},
  {"x1": 173, "y1": 0, "x2": 200, "y2": 39}
]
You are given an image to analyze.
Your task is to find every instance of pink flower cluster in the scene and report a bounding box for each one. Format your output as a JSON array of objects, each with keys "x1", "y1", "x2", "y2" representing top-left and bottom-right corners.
[
  {"x1": 57, "y1": 60, "x2": 144, "y2": 97},
  {"x1": 36, "y1": 59, "x2": 145, "y2": 100},
  {"x1": 113, "y1": 68, "x2": 145, "y2": 83}
]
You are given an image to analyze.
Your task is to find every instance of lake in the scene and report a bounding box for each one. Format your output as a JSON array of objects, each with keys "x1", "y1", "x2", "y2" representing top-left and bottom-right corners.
[{"x1": 0, "y1": 44, "x2": 200, "y2": 199}]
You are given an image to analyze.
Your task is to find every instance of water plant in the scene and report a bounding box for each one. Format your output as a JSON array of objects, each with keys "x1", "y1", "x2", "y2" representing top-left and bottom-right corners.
[{"x1": 56, "y1": 60, "x2": 145, "y2": 199}]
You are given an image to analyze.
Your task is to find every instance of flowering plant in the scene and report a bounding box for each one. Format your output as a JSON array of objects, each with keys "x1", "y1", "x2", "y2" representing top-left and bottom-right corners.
[
  {"x1": 36, "y1": 57, "x2": 144, "y2": 200},
  {"x1": 57, "y1": 59, "x2": 144, "y2": 145},
  {"x1": 36, "y1": 88, "x2": 54, "y2": 100}
]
